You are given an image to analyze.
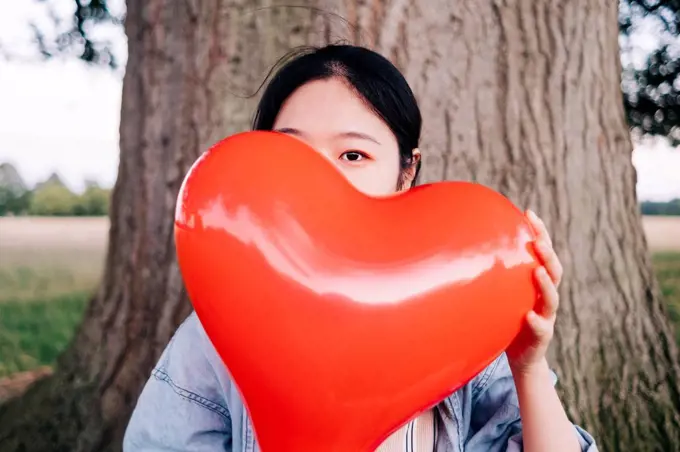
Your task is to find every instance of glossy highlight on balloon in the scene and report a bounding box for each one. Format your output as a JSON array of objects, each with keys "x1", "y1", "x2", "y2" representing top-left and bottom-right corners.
[{"x1": 174, "y1": 131, "x2": 540, "y2": 452}]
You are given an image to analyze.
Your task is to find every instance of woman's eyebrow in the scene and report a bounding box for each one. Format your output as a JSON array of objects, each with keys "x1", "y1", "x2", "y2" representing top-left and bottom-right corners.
[
  {"x1": 335, "y1": 131, "x2": 381, "y2": 145},
  {"x1": 274, "y1": 127, "x2": 303, "y2": 136},
  {"x1": 274, "y1": 128, "x2": 381, "y2": 145}
]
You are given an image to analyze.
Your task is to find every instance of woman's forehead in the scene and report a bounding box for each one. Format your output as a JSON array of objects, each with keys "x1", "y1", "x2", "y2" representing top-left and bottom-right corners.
[{"x1": 273, "y1": 78, "x2": 395, "y2": 143}]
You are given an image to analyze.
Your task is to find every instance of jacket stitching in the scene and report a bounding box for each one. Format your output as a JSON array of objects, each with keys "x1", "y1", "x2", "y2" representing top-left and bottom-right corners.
[
  {"x1": 444, "y1": 395, "x2": 463, "y2": 452},
  {"x1": 152, "y1": 368, "x2": 232, "y2": 421},
  {"x1": 244, "y1": 412, "x2": 253, "y2": 452},
  {"x1": 452, "y1": 392, "x2": 464, "y2": 451}
]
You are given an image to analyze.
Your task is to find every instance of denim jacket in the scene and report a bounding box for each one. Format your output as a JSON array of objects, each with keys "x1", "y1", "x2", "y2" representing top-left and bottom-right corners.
[{"x1": 124, "y1": 312, "x2": 597, "y2": 451}]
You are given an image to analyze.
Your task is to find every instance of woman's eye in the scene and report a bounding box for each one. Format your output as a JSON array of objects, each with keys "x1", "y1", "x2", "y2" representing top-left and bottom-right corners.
[{"x1": 340, "y1": 151, "x2": 367, "y2": 162}]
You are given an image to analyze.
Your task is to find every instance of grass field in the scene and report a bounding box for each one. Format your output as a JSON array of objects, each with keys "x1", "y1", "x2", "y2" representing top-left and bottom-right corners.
[
  {"x1": 0, "y1": 218, "x2": 107, "y2": 383},
  {"x1": 654, "y1": 252, "x2": 680, "y2": 346},
  {"x1": 0, "y1": 217, "x2": 107, "y2": 302},
  {"x1": 0, "y1": 216, "x2": 679, "y2": 383}
]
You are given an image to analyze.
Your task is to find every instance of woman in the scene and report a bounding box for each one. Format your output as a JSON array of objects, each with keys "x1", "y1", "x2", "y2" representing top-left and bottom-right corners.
[{"x1": 124, "y1": 45, "x2": 597, "y2": 452}]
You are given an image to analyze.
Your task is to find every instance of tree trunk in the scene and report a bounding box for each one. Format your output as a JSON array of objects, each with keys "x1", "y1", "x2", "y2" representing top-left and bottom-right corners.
[
  {"x1": 1, "y1": 1, "x2": 678, "y2": 451},
  {"x1": 338, "y1": 0, "x2": 680, "y2": 448},
  {"x1": 0, "y1": 1, "x2": 326, "y2": 451}
]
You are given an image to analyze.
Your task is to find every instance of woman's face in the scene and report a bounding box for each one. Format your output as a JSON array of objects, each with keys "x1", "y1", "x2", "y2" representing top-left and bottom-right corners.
[{"x1": 272, "y1": 77, "x2": 416, "y2": 196}]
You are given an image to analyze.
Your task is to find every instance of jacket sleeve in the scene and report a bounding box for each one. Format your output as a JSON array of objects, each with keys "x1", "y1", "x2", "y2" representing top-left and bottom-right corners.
[
  {"x1": 466, "y1": 353, "x2": 598, "y2": 452},
  {"x1": 123, "y1": 314, "x2": 232, "y2": 451}
]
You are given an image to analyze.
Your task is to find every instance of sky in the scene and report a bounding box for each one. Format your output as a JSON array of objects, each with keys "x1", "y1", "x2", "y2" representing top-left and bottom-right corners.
[{"x1": 0, "y1": 1, "x2": 678, "y2": 200}]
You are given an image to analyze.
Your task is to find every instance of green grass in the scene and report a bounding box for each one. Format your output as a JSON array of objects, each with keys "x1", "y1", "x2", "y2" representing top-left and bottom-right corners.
[
  {"x1": 0, "y1": 254, "x2": 678, "y2": 382},
  {"x1": 652, "y1": 252, "x2": 680, "y2": 346},
  {"x1": 0, "y1": 293, "x2": 89, "y2": 378},
  {"x1": 0, "y1": 260, "x2": 101, "y2": 302}
]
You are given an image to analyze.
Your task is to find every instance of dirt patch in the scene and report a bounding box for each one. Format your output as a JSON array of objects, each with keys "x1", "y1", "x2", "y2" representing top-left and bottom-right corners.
[
  {"x1": 1, "y1": 216, "x2": 677, "y2": 251},
  {"x1": 642, "y1": 216, "x2": 680, "y2": 252},
  {"x1": 0, "y1": 366, "x2": 53, "y2": 403},
  {"x1": 0, "y1": 217, "x2": 109, "y2": 252}
]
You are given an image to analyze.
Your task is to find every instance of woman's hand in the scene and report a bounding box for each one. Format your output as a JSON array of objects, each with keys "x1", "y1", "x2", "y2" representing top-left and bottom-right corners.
[
  {"x1": 506, "y1": 210, "x2": 563, "y2": 376},
  {"x1": 504, "y1": 211, "x2": 583, "y2": 452}
]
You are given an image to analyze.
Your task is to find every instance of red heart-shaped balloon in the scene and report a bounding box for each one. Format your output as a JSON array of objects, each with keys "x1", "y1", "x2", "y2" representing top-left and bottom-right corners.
[{"x1": 174, "y1": 131, "x2": 539, "y2": 452}]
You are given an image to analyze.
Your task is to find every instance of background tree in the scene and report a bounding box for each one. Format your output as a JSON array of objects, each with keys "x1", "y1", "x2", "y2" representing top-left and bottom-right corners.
[
  {"x1": 0, "y1": 167, "x2": 111, "y2": 216},
  {"x1": 0, "y1": 1, "x2": 679, "y2": 452},
  {"x1": 29, "y1": 176, "x2": 79, "y2": 216},
  {"x1": 0, "y1": 163, "x2": 31, "y2": 216},
  {"x1": 0, "y1": 187, "x2": 32, "y2": 216},
  {"x1": 620, "y1": 0, "x2": 680, "y2": 145},
  {"x1": 73, "y1": 182, "x2": 111, "y2": 216},
  {"x1": 641, "y1": 198, "x2": 680, "y2": 215}
]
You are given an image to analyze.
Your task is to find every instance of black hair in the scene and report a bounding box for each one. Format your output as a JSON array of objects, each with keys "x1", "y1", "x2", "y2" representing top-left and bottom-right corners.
[{"x1": 252, "y1": 44, "x2": 422, "y2": 188}]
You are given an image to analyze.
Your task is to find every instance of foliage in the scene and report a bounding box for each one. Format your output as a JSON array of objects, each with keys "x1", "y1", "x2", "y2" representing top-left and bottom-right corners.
[
  {"x1": 28, "y1": 184, "x2": 81, "y2": 216},
  {"x1": 72, "y1": 185, "x2": 110, "y2": 216},
  {"x1": 620, "y1": 1, "x2": 680, "y2": 145},
  {"x1": 0, "y1": 171, "x2": 111, "y2": 217},
  {"x1": 640, "y1": 198, "x2": 680, "y2": 215},
  {"x1": 24, "y1": 0, "x2": 123, "y2": 68},
  {"x1": 0, "y1": 188, "x2": 32, "y2": 216}
]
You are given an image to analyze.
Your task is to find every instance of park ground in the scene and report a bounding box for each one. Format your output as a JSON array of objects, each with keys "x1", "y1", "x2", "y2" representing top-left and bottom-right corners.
[{"x1": 0, "y1": 216, "x2": 679, "y2": 401}]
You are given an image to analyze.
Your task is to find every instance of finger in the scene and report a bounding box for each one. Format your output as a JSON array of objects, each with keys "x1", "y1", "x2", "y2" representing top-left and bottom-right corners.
[
  {"x1": 534, "y1": 240, "x2": 563, "y2": 286},
  {"x1": 526, "y1": 210, "x2": 552, "y2": 247},
  {"x1": 535, "y1": 266, "x2": 559, "y2": 318},
  {"x1": 526, "y1": 310, "x2": 555, "y2": 340}
]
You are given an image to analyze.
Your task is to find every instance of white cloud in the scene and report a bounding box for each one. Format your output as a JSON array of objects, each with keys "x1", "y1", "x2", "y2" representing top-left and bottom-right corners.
[
  {"x1": 633, "y1": 138, "x2": 680, "y2": 201},
  {"x1": 0, "y1": 60, "x2": 121, "y2": 192}
]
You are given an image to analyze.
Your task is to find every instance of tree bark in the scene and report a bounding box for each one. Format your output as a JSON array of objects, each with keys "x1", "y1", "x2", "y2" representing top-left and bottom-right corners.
[
  {"x1": 1, "y1": 1, "x2": 678, "y2": 451},
  {"x1": 0, "y1": 1, "x2": 325, "y2": 451}
]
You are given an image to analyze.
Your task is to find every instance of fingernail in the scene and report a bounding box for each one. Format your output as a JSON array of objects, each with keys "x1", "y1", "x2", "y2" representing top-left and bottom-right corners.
[{"x1": 527, "y1": 209, "x2": 537, "y2": 220}]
